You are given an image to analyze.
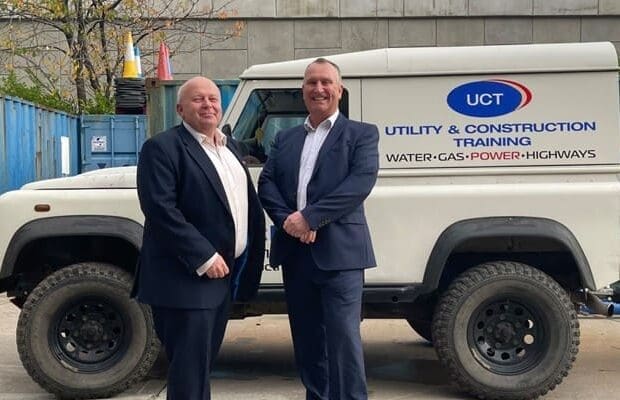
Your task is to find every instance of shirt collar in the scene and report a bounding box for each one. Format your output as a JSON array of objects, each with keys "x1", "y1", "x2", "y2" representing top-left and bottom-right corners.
[
  {"x1": 304, "y1": 110, "x2": 339, "y2": 133},
  {"x1": 184, "y1": 121, "x2": 227, "y2": 147}
]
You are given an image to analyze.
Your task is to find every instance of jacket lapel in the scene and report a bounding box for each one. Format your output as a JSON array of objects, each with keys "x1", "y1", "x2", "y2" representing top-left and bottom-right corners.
[
  {"x1": 312, "y1": 114, "x2": 346, "y2": 176},
  {"x1": 225, "y1": 139, "x2": 245, "y2": 166},
  {"x1": 179, "y1": 125, "x2": 232, "y2": 216}
]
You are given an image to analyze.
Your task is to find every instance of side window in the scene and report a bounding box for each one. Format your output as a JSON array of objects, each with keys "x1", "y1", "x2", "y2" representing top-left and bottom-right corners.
[
  {"x1": 232, "y1": 88, "x2": 349, "y2": 165},
  {"x1": 260, "y1": 114, "x2": 306, "y2": 156}
]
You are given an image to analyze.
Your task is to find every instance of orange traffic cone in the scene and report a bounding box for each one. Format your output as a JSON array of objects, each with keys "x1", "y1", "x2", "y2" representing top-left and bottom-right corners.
[
  {"x1": 122, "y1": 32, "x2": 138, "y2": 78},
  {"x1": 157, "y1": 42, "x2": 173, "y2": 80}
]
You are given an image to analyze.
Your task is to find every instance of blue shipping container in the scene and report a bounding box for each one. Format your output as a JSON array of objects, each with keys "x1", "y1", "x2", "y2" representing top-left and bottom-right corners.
[
  {"x1": 0, "y1": 96, "x2": 78, "y2": 194},
  {"x1": 80, "y1": 115, "x2": 148, "y2": 172}
]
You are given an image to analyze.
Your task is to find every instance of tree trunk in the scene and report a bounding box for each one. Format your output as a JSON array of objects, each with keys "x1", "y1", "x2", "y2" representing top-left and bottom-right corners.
[{"x1": 75, "y1": 73, "x2": 87, "y2": 114}]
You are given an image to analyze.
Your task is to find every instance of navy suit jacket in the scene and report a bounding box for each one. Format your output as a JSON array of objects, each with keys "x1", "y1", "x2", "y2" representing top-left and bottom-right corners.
[
  {"x1": 133, "y1": 124, "x2": 265, "y2": 309},
  {"x1": 258, "y1": 114, "x2": 379, "y2": 270}
]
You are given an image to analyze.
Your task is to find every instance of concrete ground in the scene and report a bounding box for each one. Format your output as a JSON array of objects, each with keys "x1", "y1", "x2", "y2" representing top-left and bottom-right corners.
[{"x1": 1, "y1": 297, "x2": 618, "y2": 400}]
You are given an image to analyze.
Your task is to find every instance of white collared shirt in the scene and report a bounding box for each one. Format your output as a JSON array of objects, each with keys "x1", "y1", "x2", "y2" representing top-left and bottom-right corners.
[
  {"x1": 297, "y1": 110, "x2": 339, "y2": 210},
  {"x1": 183, "y1": 122, "x2": 248, "y2": 275}
]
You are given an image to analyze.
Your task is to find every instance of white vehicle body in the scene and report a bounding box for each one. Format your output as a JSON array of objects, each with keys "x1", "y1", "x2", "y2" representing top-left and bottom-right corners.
[{"x1": 0, "y1": 42, "x2": 618, "y2": 400}]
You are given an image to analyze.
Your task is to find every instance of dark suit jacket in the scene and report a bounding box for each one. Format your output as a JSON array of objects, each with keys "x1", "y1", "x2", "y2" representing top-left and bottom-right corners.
[
  {"x1": 133, "y1": 124, "x2": 265, "y2": 309},
  {"x1": 258, "y1": 114, "x2": 379, "y2": 270}
]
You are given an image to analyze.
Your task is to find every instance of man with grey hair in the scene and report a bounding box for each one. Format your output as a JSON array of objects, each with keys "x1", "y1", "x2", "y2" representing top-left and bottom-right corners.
[
  {"x1": 259, "y1": 58, "x2": 380, "y2": 400},
  {"x1": 133, "y1": 76, "x2": 265, "y2": 399}
]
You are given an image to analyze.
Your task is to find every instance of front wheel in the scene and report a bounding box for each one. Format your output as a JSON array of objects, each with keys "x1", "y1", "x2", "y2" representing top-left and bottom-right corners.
[
  {"x1": 17, "y1": 262, "x2": 160, "y2": 399},
  {"x1": 432, "y1": 261, "x2": 579, "y2": 400}
]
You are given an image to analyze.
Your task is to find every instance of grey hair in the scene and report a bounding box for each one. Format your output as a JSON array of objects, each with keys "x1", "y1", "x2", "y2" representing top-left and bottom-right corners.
[
  {"x1": 176, "y1": 81, "x2": 189, "y2": 105},
  {"x1": 305, "y1": 57, "x2": 342, "y2": 83}
]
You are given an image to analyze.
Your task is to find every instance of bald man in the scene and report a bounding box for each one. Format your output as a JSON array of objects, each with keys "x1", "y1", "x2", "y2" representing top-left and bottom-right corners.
[{"x1": 133, "y1": 77, "x2": 265, "y2": 399}]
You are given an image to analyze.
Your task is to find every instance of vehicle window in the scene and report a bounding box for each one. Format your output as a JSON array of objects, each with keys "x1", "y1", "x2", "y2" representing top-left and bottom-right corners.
[
  {"x1": 261, "y1": 114, "x2": 307, "y2": 156},
  {"x1": 232, "y1": 88, "x2": 349, "y2": 165}
]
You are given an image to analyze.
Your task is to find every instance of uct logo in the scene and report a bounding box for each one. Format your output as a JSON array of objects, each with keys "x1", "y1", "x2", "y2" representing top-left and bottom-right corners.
[{"x1": 447, "y1": 79, "x2": 532, "y2": 118}]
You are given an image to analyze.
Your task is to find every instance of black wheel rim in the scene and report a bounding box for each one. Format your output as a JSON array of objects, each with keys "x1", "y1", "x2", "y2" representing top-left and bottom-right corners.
[
  {"x1": 468, "y1": 296, "x2": 548, "y2": 375},
  {"x1": 50, "y1": 296, "x2": 130, "y2": 373}
]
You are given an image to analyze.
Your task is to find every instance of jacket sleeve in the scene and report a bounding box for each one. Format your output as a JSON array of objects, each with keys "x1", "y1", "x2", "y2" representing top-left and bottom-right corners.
[
  {"x1": 257, "y1": 133, "x2": 295, "y2": 228},
  {"x1": 300, "y1": 124, "x2": 379, "y2": 230},
  {"x1": 137, "y1": 138, "x2": 216, "y2": 274}
]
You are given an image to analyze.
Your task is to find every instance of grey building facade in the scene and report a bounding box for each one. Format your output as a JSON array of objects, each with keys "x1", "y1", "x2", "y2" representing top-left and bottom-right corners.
[
  {"x1": 1, "y1": 1, "x2": 619, "y2": 86},
  {"x1": 172, "y1": 0, "x2": 620, "y2": 80}
]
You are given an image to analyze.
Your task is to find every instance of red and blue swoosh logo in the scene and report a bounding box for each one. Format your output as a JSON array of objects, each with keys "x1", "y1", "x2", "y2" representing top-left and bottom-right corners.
[{"x1": 447, "y1": 79, "x2": 532, "y2": 118}]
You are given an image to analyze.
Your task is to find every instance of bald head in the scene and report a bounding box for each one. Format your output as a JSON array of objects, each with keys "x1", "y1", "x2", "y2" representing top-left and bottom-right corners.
[
  {"x1": 177, "y1": 77, "x2": 220, "y2": 105},
  {"x1": 176, "y1": 76, "x2": 222, "y2": 136}
]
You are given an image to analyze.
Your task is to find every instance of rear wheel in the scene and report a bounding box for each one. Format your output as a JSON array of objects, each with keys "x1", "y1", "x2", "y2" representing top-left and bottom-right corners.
[
  {"x1": 17, "y1": 262, "x2": 160, "y2": 399},
  {"x1": 432, "y1": 261, "x2": 579, "y2": 400}
]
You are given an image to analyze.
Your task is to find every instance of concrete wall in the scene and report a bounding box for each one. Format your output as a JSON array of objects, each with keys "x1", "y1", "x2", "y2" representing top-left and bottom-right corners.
[
  {"x1": 189, "y1": 0, "x2": 620, "y2": 79},
  {"x1": 2, "y1": 0, "x2": 620, "y2": 82}
]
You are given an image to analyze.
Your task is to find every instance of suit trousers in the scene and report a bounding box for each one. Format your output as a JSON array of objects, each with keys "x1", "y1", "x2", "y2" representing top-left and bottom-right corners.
[
  {"x1": 152, "y1": 295, "x2": 231, "y2": 400},
  {"x1": 282, "y1": 244, "x2": 367, "y2": 400}
]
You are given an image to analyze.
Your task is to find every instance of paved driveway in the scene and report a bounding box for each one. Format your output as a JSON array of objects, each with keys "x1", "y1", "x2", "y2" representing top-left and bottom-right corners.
[{"x1": 1, "y1": 298, "x2": 618, "y2": 400}]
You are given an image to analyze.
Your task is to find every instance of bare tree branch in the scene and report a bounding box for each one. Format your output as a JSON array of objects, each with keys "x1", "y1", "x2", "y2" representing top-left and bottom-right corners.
[{"x1": 0, "y1": 0, "x2": 243, "y2": 113}]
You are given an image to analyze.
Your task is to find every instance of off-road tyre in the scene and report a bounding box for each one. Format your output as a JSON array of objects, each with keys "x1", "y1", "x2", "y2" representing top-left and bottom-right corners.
[
  {"x1": 16, "y1": 262, "x2": 160, "y2": 399},
  {"x1": 432, "y1": 261, "x2": 579, "y2": 400}
]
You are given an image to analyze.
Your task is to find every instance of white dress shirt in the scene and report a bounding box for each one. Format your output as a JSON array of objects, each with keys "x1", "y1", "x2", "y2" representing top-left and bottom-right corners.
[
  {"x1": 297, "y1": 110, "x2": 340, "y2": 210},
  {"x1": 183, "y1": 122, "x2": 248, "y2": 275}
]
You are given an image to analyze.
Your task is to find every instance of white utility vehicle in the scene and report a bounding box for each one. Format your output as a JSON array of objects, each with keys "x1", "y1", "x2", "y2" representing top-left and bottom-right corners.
[{"x1": 0, "y1": 42, "x2": 618, "y2": 399}]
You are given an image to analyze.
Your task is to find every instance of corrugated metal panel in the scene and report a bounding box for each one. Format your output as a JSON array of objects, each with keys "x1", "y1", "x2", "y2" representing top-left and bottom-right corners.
[
  {"x1": 146, "y1": 78, "x2": 239, "y2": 137},
  {"x1": 80, "y1": 114, "x2": 147, "y2": 172},
  {"x1": 0, "y1": 98, "x2": 6, "y2": 192},
  {"x1": 0, "y1": 96, "x2": 78, "y2": 194},
  {"x1": 4, "y1": 97, "x2": 36, "y2": 192},
  {"x1": 37, "y1": 108, "x2": 79, "y2": 180}
]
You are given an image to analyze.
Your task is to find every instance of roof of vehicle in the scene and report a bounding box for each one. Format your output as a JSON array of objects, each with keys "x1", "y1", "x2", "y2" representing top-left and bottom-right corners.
[{"x1": 239, "y1": 42, "x2": 619, "y2": 79}]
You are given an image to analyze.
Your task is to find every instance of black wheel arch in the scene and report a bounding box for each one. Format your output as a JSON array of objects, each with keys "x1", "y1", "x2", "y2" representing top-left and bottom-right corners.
[
  {"x1": 422, "y1": 216, "x2": 595, "y2": 293},
  {"x1": 0, "y1": 216, "x2": 143, "y2": 282}
]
